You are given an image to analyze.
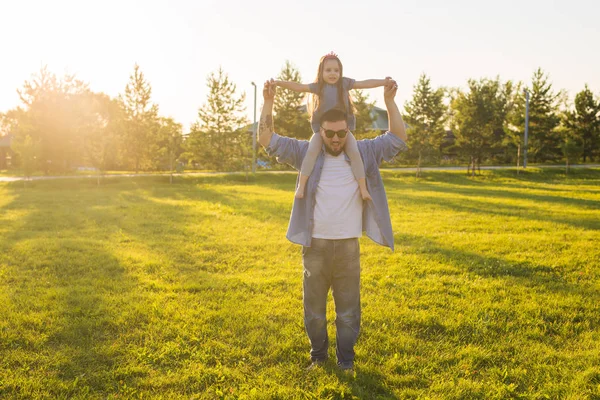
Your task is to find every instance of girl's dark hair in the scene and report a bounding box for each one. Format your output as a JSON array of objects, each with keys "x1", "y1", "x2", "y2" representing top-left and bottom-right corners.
[{"x1": 308, "y1": 54, "x2": 355, "y2": 119}]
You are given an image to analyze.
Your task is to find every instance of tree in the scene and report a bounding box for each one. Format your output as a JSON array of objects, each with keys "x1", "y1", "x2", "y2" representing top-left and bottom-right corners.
[
  {"x1": 11, "y1": 134, "x2": 41, "y2": 186},
  {"x1": 14, "y1": 66, "x2": 89, "y2": 173},
  {"x1": 273, "y1": 61, "x2": 311, "y2": 140},
  {"x1": 0, "y1": 113, "x2": 5, "y2": 139},
  {"x1": 403, "y1": 74, "x2": 447, "y2": 176},
  {"x1": 560, "y1": 130, "x2": 582, "y2": 175},
  {"x1": 118, "y1": 64, "x2": 159, "y2": 172},
  {"x1": 186, "y1": 67, "x2": 248, "y2": 171},
  {"x1": 351, "y1": 89, "x2": 376, "y2": 139},
  {"x1": 563, "y1": 85, "x2": 600, "y2": 163},
  {"x1": 81, "y1": 92, "x2": 124, "y2": 184},
  {"x1": 3, "y1": 108, "x2": 26, "y2": 169},
  {"x1": 153, "y1": 117, "x2": 183, "y2": 182},
  {"x1": 0, "y1": 113, "x2": 11, "y2": 169},
  {"x1": 503, "y1": 81, "x2": 526, "y2": 171},
  {"x1": 521, "y1": 68, "x2": 563, "y2": 163},
  {"x1": 450, "y1": 77, "x2": 513, "y2": 175}
]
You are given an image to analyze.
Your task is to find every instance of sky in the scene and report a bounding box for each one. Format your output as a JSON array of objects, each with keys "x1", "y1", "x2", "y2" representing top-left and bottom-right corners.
[{"x1": 1, "y1": 0, "x2": 599, "y2": 132}]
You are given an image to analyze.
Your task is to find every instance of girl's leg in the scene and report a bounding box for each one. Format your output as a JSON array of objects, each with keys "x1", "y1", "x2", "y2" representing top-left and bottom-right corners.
[
  {"x1": 297, "y1": 133, "x2": 322, "y2": 199},
  {"x1": 345, "y1": 132, "x2": 372, "y2": 201}
]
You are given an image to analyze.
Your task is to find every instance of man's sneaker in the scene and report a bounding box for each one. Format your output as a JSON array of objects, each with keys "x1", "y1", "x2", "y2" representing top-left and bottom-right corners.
[
  {"x1": 338, "y1": 362, "x2": 354, "y2": 374},
  {"x1": 306, "y1": 359, "x2": 326, "y2": 371}
]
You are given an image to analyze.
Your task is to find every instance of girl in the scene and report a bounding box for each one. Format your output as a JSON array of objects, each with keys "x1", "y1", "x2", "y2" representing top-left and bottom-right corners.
[{"x1": 273, "y1": 52, "x2": 391, "y2": 200}]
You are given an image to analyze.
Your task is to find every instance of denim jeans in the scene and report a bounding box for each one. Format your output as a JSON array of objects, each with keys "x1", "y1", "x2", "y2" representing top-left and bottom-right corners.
[{"x1": 302, "y1": 238, "x2": 361, "y2": 368}]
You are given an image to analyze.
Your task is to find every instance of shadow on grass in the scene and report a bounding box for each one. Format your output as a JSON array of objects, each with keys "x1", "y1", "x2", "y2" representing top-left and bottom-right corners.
[
  {"x1": 411, "y1": 179, "x2": 599, "y2": 210},
  {"x1": 310, "y1": 362, "x2": 401, "y2": 399},
  {"x1": 391, "y1": 177, "x2": 600, "y2": 231},
  {"x1": 143, "y1": 183, "x2": 293, "y2": 226},
  {"x1": 2, "y1": 170, "x2": 599, "y2": 397},
  {"x1": 394, "y1": 232, "x2": 596, "y2": 298},
  {"x1": 0, "y1": 177, "x2": 304, "y2": 396},
  {"x1": 384, "y1": 167, "x2": 600, "y2": 193},
  {"x1": 46, "y1": 240, "x2": 133, "y2": 393},
  {"x1": 0, "y1": 186, "x2": 142, "y2": 396}
]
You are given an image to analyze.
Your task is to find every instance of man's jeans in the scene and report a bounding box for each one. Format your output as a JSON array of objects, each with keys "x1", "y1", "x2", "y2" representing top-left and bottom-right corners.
[{"x1": 302, "y1": 238, "x2": 361, "y2": 368}]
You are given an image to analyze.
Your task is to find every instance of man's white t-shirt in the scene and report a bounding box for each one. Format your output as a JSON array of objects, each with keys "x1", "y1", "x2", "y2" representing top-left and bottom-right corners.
[{"x1": 312, "y1": 151, "x2": 363, "y2": 239}]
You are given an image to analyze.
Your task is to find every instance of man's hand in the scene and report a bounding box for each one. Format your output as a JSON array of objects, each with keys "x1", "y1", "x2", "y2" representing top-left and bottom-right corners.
[
  {"x1": 384, "y1": 79, "x2": 407, "y2": 141},
  {"x1": 263, "y1": 79, "x2": 276, "y2": 101},
  {"x1": 384, "y1": 79, "x2": 398, "y2": 102},
  {"x1": 258, "y1": 80, "x2": 276, "y2": 148}
]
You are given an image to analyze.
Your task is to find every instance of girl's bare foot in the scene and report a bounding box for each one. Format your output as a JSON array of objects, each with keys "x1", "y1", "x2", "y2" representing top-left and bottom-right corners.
[
  {"x1": 296, "y1": 173, "x2": 309, "y2": 199},
  {"x1": 357, "y1": 178, "x2": 371, "y2": 201},
  {"x1": 361, "y1": 190, "x2": 372, "y2": 201}
]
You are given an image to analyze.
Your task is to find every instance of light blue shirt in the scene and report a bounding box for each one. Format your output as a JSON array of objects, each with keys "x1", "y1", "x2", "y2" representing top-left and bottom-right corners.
[{"x1": 266, "y1": 131, "x2": 408, "y2": 251}]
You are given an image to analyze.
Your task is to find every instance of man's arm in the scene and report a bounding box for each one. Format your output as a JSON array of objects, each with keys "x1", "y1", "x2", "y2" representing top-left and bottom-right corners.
[
  {"x1": 258, "y1": 81, "x2": 276, "y2": 148},
  {"x1": 384, "y1": 80, "x2": 407, "y2": 142},
  {"x1": 356, "y1": 80, "x2": 408, "y2": 166},
  {"x1": 353, "y1": 77, "x2": 391, "y2": 90},
  {"x1": 257, "y1": 80, "x2": 309, "y2": 170}
]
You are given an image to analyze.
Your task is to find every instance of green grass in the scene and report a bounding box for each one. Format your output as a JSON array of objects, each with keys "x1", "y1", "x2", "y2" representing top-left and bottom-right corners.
[
  {"x1": 0, "y1": 169, "x2": 191, "y2": 177},
  {"x1": 1, "y1": 168, "x2": 599, "y2": 399}
]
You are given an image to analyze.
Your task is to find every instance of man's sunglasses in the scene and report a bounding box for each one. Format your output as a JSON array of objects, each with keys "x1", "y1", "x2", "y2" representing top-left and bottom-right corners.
[{"x1": 322, "y1": 129, "x2": 348, "y2": 139}]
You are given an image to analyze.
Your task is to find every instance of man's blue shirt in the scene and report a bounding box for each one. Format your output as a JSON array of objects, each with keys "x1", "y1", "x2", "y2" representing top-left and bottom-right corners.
[{"x1": 266, "y1": 131, "x2": 408, "y2": 251}]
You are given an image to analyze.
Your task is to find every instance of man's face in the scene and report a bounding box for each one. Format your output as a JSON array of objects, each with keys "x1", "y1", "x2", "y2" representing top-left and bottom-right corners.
[
  {"x1": 322, "y1": 59, "x2": 341, "y2": 85},
  {"x1": 320, "y1": 120, "x2": 348, "y2": 156}
]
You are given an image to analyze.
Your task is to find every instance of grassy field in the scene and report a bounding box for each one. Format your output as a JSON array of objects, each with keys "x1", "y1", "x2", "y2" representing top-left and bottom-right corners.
[{"x1": 1, "y1": 168, "x2": 599, "y2": 399}]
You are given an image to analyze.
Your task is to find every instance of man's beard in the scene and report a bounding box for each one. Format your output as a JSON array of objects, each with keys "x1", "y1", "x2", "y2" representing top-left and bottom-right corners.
[{"x1": 324, "y1": 143, "x2": 343, "y2": 156}]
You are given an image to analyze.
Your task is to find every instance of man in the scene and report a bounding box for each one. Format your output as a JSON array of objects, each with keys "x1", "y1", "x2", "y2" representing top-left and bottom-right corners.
[{"x1": 258, "y1": 80, "x2": 407, "y2": 371}]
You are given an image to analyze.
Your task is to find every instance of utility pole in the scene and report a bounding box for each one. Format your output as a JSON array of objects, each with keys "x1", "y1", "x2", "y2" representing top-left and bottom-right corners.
[
  {"x1": 523, "y1": 89, "x2": 530, "y2": 169},
  {"x1": 251, "y1": 82, "x2": 257, "y2": 173}
]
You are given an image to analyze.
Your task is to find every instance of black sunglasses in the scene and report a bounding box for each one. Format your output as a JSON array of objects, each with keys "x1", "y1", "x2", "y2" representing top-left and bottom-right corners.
[{"x1": 322, "y1": 128, "x2": 348, "y2": 139}]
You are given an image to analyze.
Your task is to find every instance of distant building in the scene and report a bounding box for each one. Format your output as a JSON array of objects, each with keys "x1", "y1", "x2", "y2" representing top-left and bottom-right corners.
[{"x1": 370, "y1": 106, "x2": 389, "y2": 132}]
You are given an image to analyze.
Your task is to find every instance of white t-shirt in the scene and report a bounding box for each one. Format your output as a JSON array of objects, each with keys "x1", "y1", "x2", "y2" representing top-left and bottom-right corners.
[{"x1": 312, "y1": 152, "x2": 363, "y2": 239}]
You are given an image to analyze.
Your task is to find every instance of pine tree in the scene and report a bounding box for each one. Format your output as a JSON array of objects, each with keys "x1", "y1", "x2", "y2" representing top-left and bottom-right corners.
[
  {"x1": 119, "y1": 64, "x2": 159, "y2": 172},
  {"x1": 563, "y1": 85, "x2": 600, "y2": 162},
  {"x1": 273, "y1": 61, "x2": 311, "y2": 140},
  {"x1": 352, "y1": 89, "x2": 376, "y2": 139},
  {"x1": 522, "y1": 68, "x2": 563, "y2": 163},
  {"x1": 404, "y1": 74, "x2": 447, "y2": 176},
  {"x1": 186, "y1": 68, "x2": 248, "y2": 171}
]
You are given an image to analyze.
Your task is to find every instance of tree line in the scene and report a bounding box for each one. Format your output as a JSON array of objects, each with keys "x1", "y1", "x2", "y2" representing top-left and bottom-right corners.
[
  {"x1": 1, "y1": 62, "x2": 599, "y2": 177},
  {"x1": 403, "y1": 69, "x2": 600, "y2": 176}
]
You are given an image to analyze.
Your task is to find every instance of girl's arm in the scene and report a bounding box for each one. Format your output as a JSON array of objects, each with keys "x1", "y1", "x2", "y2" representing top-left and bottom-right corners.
[
  {"x1": 353, "y1": 77, "x2": 392, "y2": 90},
  {"x1": 273, "y1": 80, "x2": 311, "y2": 93}
]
